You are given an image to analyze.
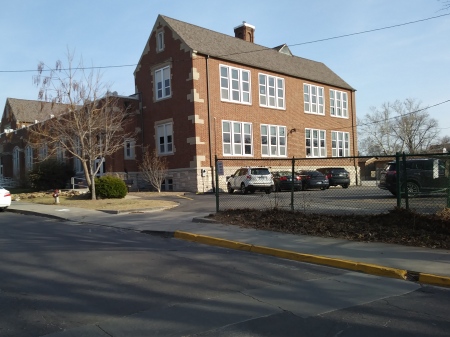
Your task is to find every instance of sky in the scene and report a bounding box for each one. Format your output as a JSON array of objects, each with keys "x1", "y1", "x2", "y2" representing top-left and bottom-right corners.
[{"x1": 1, "y1": 0, "x2": 449, "y2": 140}]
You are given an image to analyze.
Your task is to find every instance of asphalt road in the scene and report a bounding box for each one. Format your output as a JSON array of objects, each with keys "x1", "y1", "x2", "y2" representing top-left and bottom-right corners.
[{"x1": 1, "y1": 213, "x2": 449, "y2": 336}]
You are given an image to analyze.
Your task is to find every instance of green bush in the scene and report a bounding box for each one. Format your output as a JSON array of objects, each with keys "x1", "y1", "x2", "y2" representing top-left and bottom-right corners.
[
  {"x1": 95, "y1": 175, "x2": 127, "y2": 199},
  {"x1": 28, "y1": 159, "x2": 75, "y2": 191}
]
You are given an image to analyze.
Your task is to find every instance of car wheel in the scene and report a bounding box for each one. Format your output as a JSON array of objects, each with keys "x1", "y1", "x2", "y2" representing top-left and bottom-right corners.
[
  {"x1": 406, "y1": 181, "x2": 420, "y2": 195},
  {"x1": 265, "y1": 188, "x2": 271, "y2": 194},
  {"x1": 326, "y1": 186, "x2": 330, "y2": 189},
  {"x1": 342, "y1": 184, "x2": 349, "y2": 189},
  {"x1": 301, "y1": 183, "x2": 307, "y2": 191},
  {"x1": 320, "y1": 187, "x2": 326, "y2": 190},
  {"x1": 249, "y1": 189, "x2": 255, "y2": 194},
  {"x1": 0, "y1": 207, "x2": 6, "y2": 212},
  {"x1": 240, "y1": 184, "x2": 248, "y2": 195},
  {"x1": 227, "y1": 183, "x2": 234, "y2": 194}
]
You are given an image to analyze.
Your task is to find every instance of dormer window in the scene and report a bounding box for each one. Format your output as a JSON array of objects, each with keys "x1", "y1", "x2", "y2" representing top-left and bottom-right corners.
[{"x1": 157, "y1": 31, "x2": 164, "y2": 52}]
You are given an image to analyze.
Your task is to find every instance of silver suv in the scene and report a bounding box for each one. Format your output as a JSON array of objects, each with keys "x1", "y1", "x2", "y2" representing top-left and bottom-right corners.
[{"x1": 226, "y1": 167, "x2": 274, "y2": 194}]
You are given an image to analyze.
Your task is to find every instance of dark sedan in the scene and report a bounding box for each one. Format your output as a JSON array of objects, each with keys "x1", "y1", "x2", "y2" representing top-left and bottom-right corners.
[
  {"x1": 272, "y1": 171, "x2": 302, "y2": 191},
  {"x1": 298, "y1": 170, "x2": 329, "y2": 190}
]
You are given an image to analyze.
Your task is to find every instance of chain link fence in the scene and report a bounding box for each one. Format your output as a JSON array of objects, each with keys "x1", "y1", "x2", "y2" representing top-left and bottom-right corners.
[{"x1": 214, "y1": 153, "x2": 450, "y2": 215}]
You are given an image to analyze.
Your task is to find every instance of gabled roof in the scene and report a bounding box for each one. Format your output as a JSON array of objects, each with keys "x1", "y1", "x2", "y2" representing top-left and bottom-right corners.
[
  {"x1": 142, "y1": 15, "x2": 354, "y2": 91},
  {"x1": 4, "y1": 98, "x2": 69, "y2": 123}
]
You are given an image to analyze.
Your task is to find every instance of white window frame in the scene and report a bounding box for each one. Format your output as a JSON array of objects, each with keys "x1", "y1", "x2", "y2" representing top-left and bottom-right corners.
[
  {"x1": 124, "y1": 139, "x2": 136, "y2": 160},
  {"x1": 330, "y1": 89, "x2": 348, "y2": 118},
  {"x1": 13, "y1": 146, "x2": 20, "y2": 177},
  {"x1": 303, "y1": 83, "x2": 324, "y2": 115},
  {"x1": 261, "y1": 124, "x2": 287, "y2": 157},
  {"x1": 74, "y1": 137, "x2": 82, "y2": 174},
  {"x1": 155, "y1": 66, "x2": 171, "y2": 100},
  {"x1": 220, "y1": 65, "x2": 251, "y2": 104},
  {"x1": 222, "y1": 120, "x2": 253, "y2": 156},
  {"x1": 331, "y1": 131, "x2": 350, "y2": 157},
  {"x1": 259, "y1": 73, "x2": 285, "y2": 109},
  {"x1": 157, "y1": 122, "x2": 173, "y2": 155},
  {"x1": 25, "y1": 145, "x2": 33, "y2": 171},
  {"x1": 156, "y1": 31, "x2": 164, "y2": 52},
  {"x1": 305, "y1": 128, "x2": 326, "y2": 157},
  {"x1": 39, "y1": 143, "x2": 48, "y2": 161}
]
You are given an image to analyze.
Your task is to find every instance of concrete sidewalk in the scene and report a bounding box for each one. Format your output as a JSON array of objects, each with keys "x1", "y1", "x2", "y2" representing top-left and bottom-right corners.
[{"x1": 6, "y1": 200, "x2": 450, "y2": 288}]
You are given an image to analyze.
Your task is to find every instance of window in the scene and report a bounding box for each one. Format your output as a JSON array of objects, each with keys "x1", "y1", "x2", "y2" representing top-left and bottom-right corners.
[
  {"x1": 157, "y1": 123, "x2": 173, "y2": 154},
  {"x1": 13, "y1": 147, "x2": 20, "y2": 177},
  {"x1": 259, "y1": 74, "x2": 285, "y2": 109},
  {"x1": 222, "y1": 121, "x2": 252, "y2": 156},
  {"x1": 304, "y1": 84, "x2": 324, "y2": 115},
  {"x1": 155, "y1": 66, "x2": 171, "y2": 100},
  {"x1": 156, "y1": 31, "x2": 164, "y2": 51},
  {"x1": 124, "y1": 139, "x2": 135, "y2": 159},
  {"x1": 330, "y1": 89, "x2": 348, "y2": 118},
  {"x1": 25, "y1": 145, "x2": 33, "y2": 171},
  {"x1": 39, "y1": 144, "x2": 48, "y2": 160},
  {"x1": 261, "y1": 124, "x2": 286, "y2": 157},
  {"x1": 161, "y1": 178, "x2": 173, "y2": 191},
  {"x1": 220, "y1": 65, "x2": 251, "y2": 104},
  {"x1": 74, "y1": 138, "x2": 82, "y2": 173},
  {"x1": 332, "y1": 131, "x2": 350, "y2": 157},
  {"x1": 305, "y1": 129, "x2": 326, "y2": 157},
  {"x1": 56, "y1": 143, "x2": 65, "y2": 162}
]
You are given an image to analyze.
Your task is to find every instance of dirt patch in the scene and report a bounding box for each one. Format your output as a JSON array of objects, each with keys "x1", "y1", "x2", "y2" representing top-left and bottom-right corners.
[{"x1": 209, "y1": 207, "x2": 450, "y2": 250}]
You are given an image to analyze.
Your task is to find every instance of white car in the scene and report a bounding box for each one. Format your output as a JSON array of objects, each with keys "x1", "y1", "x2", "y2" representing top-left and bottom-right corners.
[
  {"x1": 226, "y1": 167, "x2": 274, "y2": 194},
  {"x1": 0, "y1": 186, "x2": 12, "y2": 211}
]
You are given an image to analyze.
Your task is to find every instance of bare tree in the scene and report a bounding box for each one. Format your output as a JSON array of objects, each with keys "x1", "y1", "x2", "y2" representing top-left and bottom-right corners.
[
  {"x1": 358, "y1": 98, "x2": 440, "y2": 155},
  {"x1": 31, "y1": 49, "x2": 136, "y2": 199},
  {"x1": 139, "y1": 148, "x2": 168, "y2": 193},
  {"x1": 439, "y1": 0, "x2": 450, "y2": 10}
]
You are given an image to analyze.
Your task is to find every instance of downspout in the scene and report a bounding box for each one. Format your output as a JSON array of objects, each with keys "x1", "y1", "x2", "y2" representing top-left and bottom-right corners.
[
  {"x1": 351, "y1": 90, "x2": 359, "y2": 185},
  {"x1": 206, "y1": 55, "x2": 215, "y2": 192}
]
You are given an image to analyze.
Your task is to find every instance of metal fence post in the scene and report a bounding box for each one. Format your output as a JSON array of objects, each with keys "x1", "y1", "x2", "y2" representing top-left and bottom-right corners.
[
  {"x1": 291, "y1": 157, "x2": 295, "y2": 211},
  {"x1": 402, "y1": 152, "x2": 409, "y2": 210},
  {"x1": 396, "y1": 153, "x2": 401, "y2": 208},
  {"x1": 215, "y1": 155, "x2": 219, "y2": 213}
]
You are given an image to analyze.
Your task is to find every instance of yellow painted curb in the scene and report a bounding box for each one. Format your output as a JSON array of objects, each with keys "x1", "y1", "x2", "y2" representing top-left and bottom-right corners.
[
  {"x1": 174, "y1": 231, "x2": 408, "y2": 281},
  {"x1": 418, "y1": 273, "x2": 450, "y2": 287}
]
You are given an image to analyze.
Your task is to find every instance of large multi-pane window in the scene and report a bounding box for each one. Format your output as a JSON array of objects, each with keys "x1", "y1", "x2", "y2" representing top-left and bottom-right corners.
[
  {"x1": 157, "y1": 123, "x2": 173, "y2": 155},
  {"x1": 259, "y1": 74, "x2": 285, "y2": 109},
  {"x1": 222, "y1": 121, "x2": 252, "y2": 156},
  {"x1": 25, "y1": 145, "x2": 33, "y2": 171},
  {"x1": 124, "y1": 139, "x2": 135, "y2": 159},
  {"x1": 39, "y1": 143, "x2": 48, "y2": 160},
  {"x1": 56, "y1": 144, "x2": 65, "y2": 162},
  {"x1": 331, "y1": 131, "x2": 350, "y2": 157},
  {"x1": 305, "y1": 128, "x2": 326, "y2": 157},
  {"x1": 13, "y1": 147, "x2": 20, "y2": 177},
  {"x1": 261, "y1": 124, "x2": 286, "y2": 157},
  {"x1": 220, "y1": 65, "x2": 251, "y2": 104},
  {"x1": 330, "y1": 89, "x2": 348, "y2": 118},
  {"x1": 303, "y1": 84, "x2": 324, "y2": 115},
  {"x1": 155, "y1": 66, "x2": 171, "y2": 100}
]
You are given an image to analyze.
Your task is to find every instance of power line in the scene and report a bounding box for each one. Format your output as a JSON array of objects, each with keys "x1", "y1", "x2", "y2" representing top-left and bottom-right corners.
[
  {"x1": 290, "y1": 13, "x2": 450, "y2": 46},
  {"x1": 0, "y1": 13, "x2": 449, "y2": 73}
]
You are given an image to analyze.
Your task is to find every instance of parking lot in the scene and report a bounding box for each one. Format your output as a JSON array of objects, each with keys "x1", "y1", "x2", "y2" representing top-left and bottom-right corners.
[{"x1": 218, "y1": 184, "x2": 449, "y2": 215}]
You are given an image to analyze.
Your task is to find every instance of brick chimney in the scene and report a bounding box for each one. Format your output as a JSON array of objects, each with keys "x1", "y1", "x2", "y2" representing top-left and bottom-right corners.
[{"x1": 234, "y1": 21, "x2": 255, "y2": 43}]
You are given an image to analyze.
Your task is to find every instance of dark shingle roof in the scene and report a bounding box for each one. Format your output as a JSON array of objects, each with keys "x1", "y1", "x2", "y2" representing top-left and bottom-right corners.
[
  {"x1": 6, "y1": 98, "x2": 69, "y2": 123},
  {"x1": 159, "y1": 15, "x2": 354, "y2": 91}
]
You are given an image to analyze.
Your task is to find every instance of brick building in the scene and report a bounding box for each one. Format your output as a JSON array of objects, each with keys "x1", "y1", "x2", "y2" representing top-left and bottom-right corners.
[{"x1": 0, "y1": 15, "x2": 357, "y2": 192}]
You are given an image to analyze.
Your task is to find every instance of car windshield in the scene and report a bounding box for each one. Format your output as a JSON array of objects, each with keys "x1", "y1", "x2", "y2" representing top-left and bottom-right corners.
[
  {"x1": 250, "y1": 168, "x2": 270, "y2": 175},
  {"x1": 277, "y1": 171, "x2": 293, "y2": 176}
]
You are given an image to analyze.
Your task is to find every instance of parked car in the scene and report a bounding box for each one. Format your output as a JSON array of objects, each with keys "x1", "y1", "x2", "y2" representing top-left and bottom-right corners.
[
  {"x1": 378, "y1": 158, "x2": 447, "y2": 196},
  {"x1": 297, "y1": 170, "x2": 329, "y2": 190},
  {"x1": 272, "y1": 171, "x2": 302, "y2": 191},
  {"x1": 0, "y1": 186, "x2": 12, "y2": 211},
  {"x1": 316, "y1": 167, "x2": 350, "y2": 188},
  {"x1": 226, "y1": 167, "x2": 274, "y2": 194}
]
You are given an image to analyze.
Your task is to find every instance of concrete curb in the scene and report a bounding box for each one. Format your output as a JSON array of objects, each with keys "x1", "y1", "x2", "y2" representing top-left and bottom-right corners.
[{"x1": 174, "y1": 230, "x2": 450, "y2": 288}]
